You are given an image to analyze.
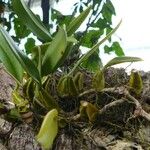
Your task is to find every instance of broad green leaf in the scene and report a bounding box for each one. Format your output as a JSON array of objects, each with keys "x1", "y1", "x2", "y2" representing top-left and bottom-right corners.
[
  {"x1": 81, "y1": 51, "x2": 103, "y2": 72},
  {"x1": 13, "y1": 17, "x2": 31, "y2": 39},
  {"x1": 91, "y1": 18, "x2": 108, "y2": 29},
  {"x1": 25, "y1": 38, "x2": 35, "y2": 54},
  {"x1": 103, "y1": 56, "x2": 143, "y2": 70},
  {"x1": 67, "y1": 6, "x2": 92, "y2": 36},
  {"x1": 105, "y1": 0, "x2": 116, "y2": 15},
  {"x1": 12, "y1": 0, "x2": 51, "y2": 42},
  {"x1": 113, "y1": 42, "x2": 124, "y2": 56},
  {"x1": 42, "y1": 27, "x2": 67, "y2": 76},
  {"x1": 82, "y1": 30, "x2": 104, "y2": 48},
  {"x1": 51, "y1": 9, "x2": 74, "y2": 26},
  {"x1": 69, "y1": 20, "x2": 122, "y2": 75},
  {"x1": 104, "y1": 41, "x2": 124, "y2": 56},
  {"x1": 0, "y1": 25, "x2": 41, "y2": 84},
  {"x1": 104, "y1": 45, "x2": 112, "y2": 54},
  {"x1": 102, "y1": 0, "x2": 115, "y2": 24},
  {"x1": 0, "y1": 25, "x2": 23, "y2": 83},
  {"x1": 37, "y1": 109, "x2": 58, "y2": 150}
]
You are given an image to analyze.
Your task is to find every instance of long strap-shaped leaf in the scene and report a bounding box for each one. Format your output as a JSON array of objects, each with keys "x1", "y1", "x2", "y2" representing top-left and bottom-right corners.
[
  {"x1": 69, "y1": 20, "x2": 122, "y2": 75},
  {"x1": 103, "y1": 56, "x2": 143, "y2": 70},
  {"x1": 0, "y1": 26, "x2": 23, "y2": 83},
  {"x1": 42, "y1": 27, "x2": 67, "y2": 76},
  {"x1": 12, "y1": 0, "x2": 52, "y2": 42},
  {"x1": 0, "y1": 25, "x2": 41, "y2": 84},
  {"x1": 67, "y1": 6, "x2": 92, "y2": 36}
]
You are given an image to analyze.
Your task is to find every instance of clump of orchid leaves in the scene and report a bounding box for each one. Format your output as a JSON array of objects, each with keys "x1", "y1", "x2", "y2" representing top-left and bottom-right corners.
[{"x1": 0, "y1": 0, "x2": 142, "y2": 149}]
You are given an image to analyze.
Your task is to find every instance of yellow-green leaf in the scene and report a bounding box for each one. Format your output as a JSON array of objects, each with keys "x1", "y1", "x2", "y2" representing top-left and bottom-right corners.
[
  {"x1": 37, "y1": 89, "x2": 59, "y2": 111},
  {"x1": 12, "y1": 90, "x2": 29, "y2": 113},
  {"x1": 23, "y1": 78, "x2": 35, "y2": 100},
  {"x1": 92, "y1": 70, "x2": 105, "y2": 92},
  {"x1": 129, "y1": 69, "x2": 143, "y2": 95},
  {"x1": 80, "y1": 101, "x2": 98, "y2": 122},
  {"x1": 37, "y1": 109, "x2": 58, "y2": 150},
  {"x1": 57, "y1": 75, "x2": 78, "y2": 97},
  {"x1": 73, "y1": 72, "x2": 84, "y2": 91}
]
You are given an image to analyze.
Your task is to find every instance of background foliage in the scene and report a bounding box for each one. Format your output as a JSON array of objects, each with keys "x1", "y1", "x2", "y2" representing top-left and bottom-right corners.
[{"x1": 0, "y1": 0, "x2": 124, "y2": 71}]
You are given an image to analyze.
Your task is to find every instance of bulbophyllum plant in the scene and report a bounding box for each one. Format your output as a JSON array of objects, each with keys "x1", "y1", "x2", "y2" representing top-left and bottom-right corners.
[{"x1": 0, "y1": 0, "x2": 142, "y2": 149}]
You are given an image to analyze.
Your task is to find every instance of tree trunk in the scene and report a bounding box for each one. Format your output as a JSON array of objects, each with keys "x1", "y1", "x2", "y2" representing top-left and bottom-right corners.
[{"x1": 41, "y1": 0, "x2": 50, "y2": 27}]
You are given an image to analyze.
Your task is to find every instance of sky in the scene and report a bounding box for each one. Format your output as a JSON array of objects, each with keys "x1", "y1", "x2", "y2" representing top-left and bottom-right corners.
[{"x1": 54, "y1": 0, "x2": 150, "y2": 71}]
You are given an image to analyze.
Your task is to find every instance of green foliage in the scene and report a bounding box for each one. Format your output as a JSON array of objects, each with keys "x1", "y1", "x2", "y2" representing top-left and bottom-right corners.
[
  {"x1": 69, "y1": 20, "x2": 122, "y2": 75},
  {"x1": 104, "y1": 41, "x2": 124, "y2": 56},
  {"x1": 82, "y1": 30, "x2": 104, "y2": 48},
  {"x1": 81, "y1": 51, "x2": 103, "y2": 72},
  {"x1": 42, "y1": 27, "x2": 67, "y2": 75},
  {"x1": 37, "y1": 109, "x2": 58, "y2": 150},
  {"x1": 67, "y1": 6, "x2": 92, "y2": 36},
  {"x1": 25, "y1": 38, "x2": 35, "y2": 54},
  {"x1": 0, "y1": 25, "x2": 41, "y2": 84},
  {"x1": 0, "y1": 1, "x2": 144, "y2": 149},
  {"x1": 13, "y1": 17, "x2": 31, "y2": 39},
  {"x1": 91, "y1": 18, "x2": 108, "y2": 29},
  {"x1": 101, "y1": 0, "x2": 116, "y2": 24},
  {"x1": 23, "y1": 78, "x2": 35, "y2": 100},
  {"x1": 0, "y1": 25, "x2": 23, "y2": 83},
  {"x1": 12, "y1": 0, "x2": 52, "y2": 41},
  {"x1": 51, "y1": 9, "x2": 73, "y2": 26}
]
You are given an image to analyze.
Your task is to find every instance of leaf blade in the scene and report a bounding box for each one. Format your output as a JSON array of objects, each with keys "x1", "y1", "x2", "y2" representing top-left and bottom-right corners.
[
  {"x1": 42, "y1": 27, "x2": 67, "y2": 76},
  {"x1": 0, "y1": 25, "x2": 41, "y2": 84},
  {"x1": 67, "y1": 6, "x2": 92, "y2": 36},
  {"x1": 69, "y1": 20, "x2": 122, "y2": 75},
  {"x1": 37, "y1": 109, "x2": 58, "y2": 150},
  {"x1": 0, "y1": 25, "x2": 23, "y2": 83},
  {"x1": 103, "y1": 56, "x2": 143, "y2": 70},
  {"x1": 12, "y1": 0, "x2": 52, "y2": 41}
]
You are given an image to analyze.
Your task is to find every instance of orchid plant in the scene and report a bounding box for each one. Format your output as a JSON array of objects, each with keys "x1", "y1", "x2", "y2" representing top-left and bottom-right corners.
[{"x1": 0, "y1": 0, "x2": 142, "y2": 149}]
